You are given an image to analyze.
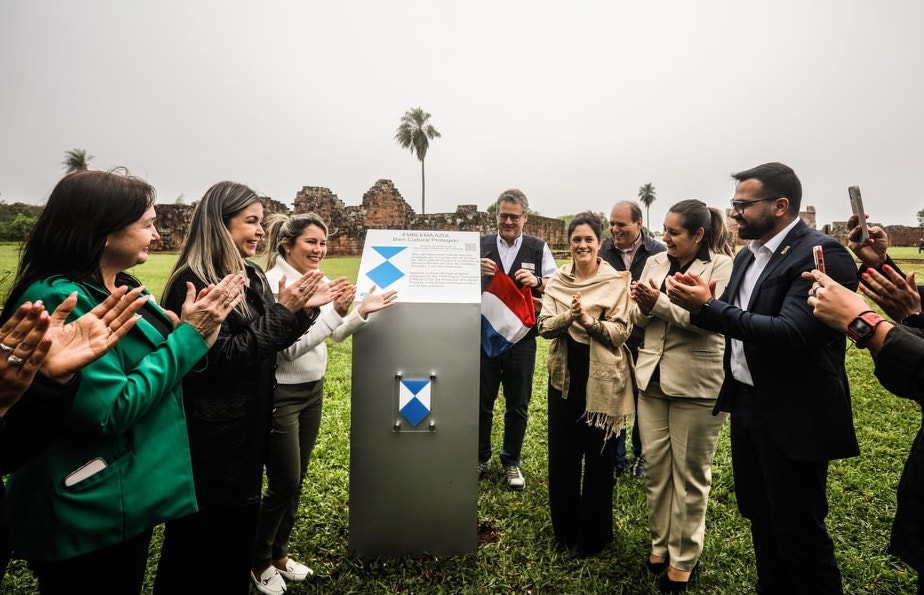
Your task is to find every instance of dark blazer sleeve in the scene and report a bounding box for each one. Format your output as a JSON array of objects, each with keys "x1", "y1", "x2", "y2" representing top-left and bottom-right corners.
[
  {"x1": 694, "y1": 225, "x2": 860, "y2": 462},
  {"x1": 874, "y1": 325, "x2": 924, "y2": 405},
  {"x1": 0, "y1": 372, "x2": 79, "y2": 474},
  {"x1": 162, "y1": 267, "x2": 315, "y2": 370}
]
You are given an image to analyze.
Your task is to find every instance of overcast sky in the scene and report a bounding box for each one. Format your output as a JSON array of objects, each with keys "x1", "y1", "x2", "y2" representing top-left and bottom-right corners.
[{"x1": 2, "y1": 0, "x2": 922, "y2": 230}]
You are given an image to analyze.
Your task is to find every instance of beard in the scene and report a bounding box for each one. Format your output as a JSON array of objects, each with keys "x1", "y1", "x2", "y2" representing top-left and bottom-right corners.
[{"x1": 735, "y1": 214, "x2": 775, "y2": 240}]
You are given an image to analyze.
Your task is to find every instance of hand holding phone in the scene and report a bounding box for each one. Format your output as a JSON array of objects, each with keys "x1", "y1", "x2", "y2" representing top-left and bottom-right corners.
[{"x1": 848, "y1": 186, "x2": 870, "y2": 243}]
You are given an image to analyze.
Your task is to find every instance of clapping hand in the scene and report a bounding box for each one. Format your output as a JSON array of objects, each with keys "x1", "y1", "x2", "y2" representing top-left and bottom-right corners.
[
  {"x1": 631, "y1": 279, "x2": 660, "y2": 316},
  {"x1": 277, "y1": 270, "x2": 325, "y2": 313},
  {"x1": 570, "y1": 292, "x2": 594, "y2": 328},
  {"x1": 42, "y1": 286, "x2": 150, "y2": 382},
  {"x1": 169, "y1": 274, "x2": 246, "y2": 346},
  {"x1": 312, "y1": 277, "x2": 350, "y2": 312},
  {"x1": 0, "y1": 286, "x2": 152, "y2": 414},
  {"x1": 664, "y1": 272, "x2": 715, "y2": 313},
  {"x1": 356, "y1": 285, "x2": 398, "y2": 318},
  {"x1": 858, "y1": 264, "x2": 921, "y2": 323}
]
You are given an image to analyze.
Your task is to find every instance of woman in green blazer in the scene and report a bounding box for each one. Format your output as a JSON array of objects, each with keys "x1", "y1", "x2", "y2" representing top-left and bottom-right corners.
[{"x1": 0, "y1": 169, "x2": 244, "y2": 595}]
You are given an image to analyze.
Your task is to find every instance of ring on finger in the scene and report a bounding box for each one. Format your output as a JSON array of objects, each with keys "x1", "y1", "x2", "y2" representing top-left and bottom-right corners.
[
  {"x1": 298, "y1": 285, "x2": 306, "y2": 293},
  {"x1": 7, "y1": 354, "x2": 24, "y2": 366},
  {"x1": 0, "y1": 343, "x2": 13, "y2": 353}
]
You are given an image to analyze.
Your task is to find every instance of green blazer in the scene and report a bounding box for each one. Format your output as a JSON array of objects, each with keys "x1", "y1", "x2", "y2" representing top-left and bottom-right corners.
[{"x1": 4, "y1": 276, "x2": 209, "y2": 562}]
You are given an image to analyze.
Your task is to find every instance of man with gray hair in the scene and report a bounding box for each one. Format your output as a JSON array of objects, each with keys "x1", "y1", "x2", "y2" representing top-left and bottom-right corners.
[{"x1": 479, "y1": 189, "x2": 557, "y2": 490}]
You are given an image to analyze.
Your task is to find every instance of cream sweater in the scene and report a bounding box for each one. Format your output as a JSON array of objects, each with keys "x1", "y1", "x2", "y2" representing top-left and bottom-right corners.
[{"x1": 264, "y1": 258, "x2": 367, "y2": 384}]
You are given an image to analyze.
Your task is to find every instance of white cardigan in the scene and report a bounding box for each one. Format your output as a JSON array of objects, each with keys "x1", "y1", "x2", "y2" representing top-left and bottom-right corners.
[{"x1": 264, "y1": 258, "x2": 367, "y2": 384}]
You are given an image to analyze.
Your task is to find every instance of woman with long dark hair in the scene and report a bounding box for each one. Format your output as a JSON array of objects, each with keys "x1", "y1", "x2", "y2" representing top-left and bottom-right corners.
[
  {"x1": 1, "y1": 169, "x2": 242, "y2": 594},
  {"x1": 629, "y1": 199, "x2": 733, "y2": 593}
]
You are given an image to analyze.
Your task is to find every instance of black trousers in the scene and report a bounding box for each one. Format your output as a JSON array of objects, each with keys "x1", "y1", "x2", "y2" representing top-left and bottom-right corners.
[
  {"x1": 154, "y1": 501, "x2": 260, "y2": 595},
  {"x1": 479, "y1": 336, "x2": 536, "y2": 467},
  {"x1": 547, "y1": 339, "x2": 616, "y2": 557},
  {"x1": 29, "y1": 527, "x2": 153, "y2": 595},
  {"x1": 730, "y1": 381, "x2": 843, "y2": 595}
]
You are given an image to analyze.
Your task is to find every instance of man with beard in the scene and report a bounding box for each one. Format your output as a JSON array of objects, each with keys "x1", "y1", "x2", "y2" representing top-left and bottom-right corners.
[{"x1": 664, "y1": 162, "x2": 859, "y2": 594}]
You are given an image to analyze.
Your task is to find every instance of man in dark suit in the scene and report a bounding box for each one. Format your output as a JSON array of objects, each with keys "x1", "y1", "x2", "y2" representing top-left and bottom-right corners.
[
  {"x1": 665, "y1": 162, "x2": 859, "y2": 594},
  {"x1": 599, "y1": 200, "x2": 665, "y2": 479}
]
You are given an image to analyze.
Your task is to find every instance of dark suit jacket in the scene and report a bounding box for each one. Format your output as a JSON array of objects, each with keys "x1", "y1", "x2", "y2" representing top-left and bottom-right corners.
[
  {"x1": 692, "y1": 220, "x2": 860, "y2": 463},
  {"x1": 874, "y1": 325, "x2": 924, "y2": 572},
  {"x1": 600, "y1": 234, "x2": 666, "y2": 355}
]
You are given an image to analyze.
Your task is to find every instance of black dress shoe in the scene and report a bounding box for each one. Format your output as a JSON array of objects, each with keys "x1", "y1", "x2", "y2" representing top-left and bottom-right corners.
[
  {"x1": 645, "y1": 559, "x2": 668, "y2": 575},
  {"x1": 658, "y1": 563, "x2": 698, "y2": 594},
  {"x1": 658, "y1": 573, "x2": 688, "y2": 593}
]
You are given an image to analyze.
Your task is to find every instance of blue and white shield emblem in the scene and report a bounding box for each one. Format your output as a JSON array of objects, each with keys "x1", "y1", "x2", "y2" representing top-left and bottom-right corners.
[{"x1": 398, "y1": 379, "x2": 431, "y2": 427}]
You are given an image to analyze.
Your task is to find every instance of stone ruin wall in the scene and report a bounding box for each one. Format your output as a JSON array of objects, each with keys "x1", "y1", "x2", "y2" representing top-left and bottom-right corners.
[
  {"x1": 151, "y1": 183, "x2": 922, "y2": 254},
  {"x1": 152, "y1": 179, "x2": 568, "y2": 255}
]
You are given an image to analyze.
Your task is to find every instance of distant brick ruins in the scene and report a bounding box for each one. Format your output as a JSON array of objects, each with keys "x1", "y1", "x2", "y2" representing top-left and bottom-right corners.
[
  {"x1": 152, "y1": 180, "x2": 924, "y2": 254},
  {"x1": 152, "y1": 179, "x2": 568, "y2": 254}
]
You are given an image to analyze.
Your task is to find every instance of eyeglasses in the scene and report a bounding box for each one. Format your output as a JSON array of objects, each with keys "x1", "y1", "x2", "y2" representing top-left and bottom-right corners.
[
  {"x1": 730, "y1": 196, "x2": 782, "y2": 215},
  {"x1": 498, "y1": 213, "x2": 522, "y2": 222}
]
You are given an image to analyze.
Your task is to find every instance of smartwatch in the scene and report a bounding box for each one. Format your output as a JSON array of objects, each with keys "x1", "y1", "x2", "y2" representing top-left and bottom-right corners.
[{"x1": 846, "y1": 310, "x2": 886, "y2": 348}]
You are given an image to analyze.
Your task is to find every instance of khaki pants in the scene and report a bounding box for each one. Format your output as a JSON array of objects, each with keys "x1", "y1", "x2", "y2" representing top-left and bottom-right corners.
[{"x1": 637, "y1": 381, "x2": 728, "y2": 571}]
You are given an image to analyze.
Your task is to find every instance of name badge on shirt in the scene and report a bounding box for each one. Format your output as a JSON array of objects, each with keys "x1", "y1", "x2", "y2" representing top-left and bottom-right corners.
[{"x1": 521, "y1": 262, "x2": 537, "y2": 273}]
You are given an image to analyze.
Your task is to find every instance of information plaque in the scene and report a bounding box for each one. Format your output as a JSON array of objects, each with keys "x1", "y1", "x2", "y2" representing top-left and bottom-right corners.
[{"x1": 348, "y1": 229, "x2": 481, "y2": 558}]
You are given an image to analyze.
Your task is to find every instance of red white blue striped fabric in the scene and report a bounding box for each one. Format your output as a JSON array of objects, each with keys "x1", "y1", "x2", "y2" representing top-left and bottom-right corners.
[{"x1": 480, "y1": 264, "x2": 536, "y2": 357}]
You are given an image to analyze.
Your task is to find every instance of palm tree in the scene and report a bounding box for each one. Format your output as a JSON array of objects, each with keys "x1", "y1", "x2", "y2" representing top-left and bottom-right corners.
[
  {"x1": 394, "y1": 107, "x2": 441, "y2": 214},
  {"x1": 62, "y1": 148, "x2": 93, "y2": 173},
  {"x1": 638, "y1": 182, "x2": 656, "y2": 230}
]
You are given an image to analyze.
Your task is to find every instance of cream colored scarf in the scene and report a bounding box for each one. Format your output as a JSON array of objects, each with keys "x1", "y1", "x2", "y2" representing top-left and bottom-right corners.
[{"x1": 542, "y1": 259, "x2": 635, "y2": 442}]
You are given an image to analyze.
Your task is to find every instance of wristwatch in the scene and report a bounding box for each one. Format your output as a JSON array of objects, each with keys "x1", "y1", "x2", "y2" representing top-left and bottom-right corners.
[{"x1": 846, "y1": 310, "x2": 886, "y2": 348}]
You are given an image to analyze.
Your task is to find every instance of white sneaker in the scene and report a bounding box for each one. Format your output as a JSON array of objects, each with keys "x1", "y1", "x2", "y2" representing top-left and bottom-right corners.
[
  {"x1": 504, "y1": 465, "x2": 525, "y2": 491},
  {"x1": 251, "y1": 566, "x2": 286, "y2": 595},
  {"x1": 277, "y1": 557, "x2": 313, "y2": 582}
]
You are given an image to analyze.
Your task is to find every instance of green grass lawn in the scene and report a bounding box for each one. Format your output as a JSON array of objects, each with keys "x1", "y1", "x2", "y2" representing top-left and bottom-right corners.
[{"x1": 1, "y1": 246, "x2": 921, "y2": 593}]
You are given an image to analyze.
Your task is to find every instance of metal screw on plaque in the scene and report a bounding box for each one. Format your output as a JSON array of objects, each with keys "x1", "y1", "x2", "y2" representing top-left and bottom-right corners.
[
  {"x1": 430, "y1": 372, "x2": 436, "y2": 379},
  {"x1": 394, "y1": 421, "x2": 402, "y2": 431},
  {"x1": 395, "y1": 372, "x2": 403, "y2": 380},
  {"x1": 429, "y1": 421, "x2": 436, "y2": 431}
]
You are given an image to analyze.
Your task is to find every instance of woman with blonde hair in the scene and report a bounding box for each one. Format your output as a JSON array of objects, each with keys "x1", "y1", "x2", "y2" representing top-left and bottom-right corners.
[
  {"x1": 249, "y1": 212, "x2": 396, "y2": 594},
  {"x1": 154, "y1": 182, "x2": 333, "y2": 595},
  {"x1": 629, "y1": 199, "x2": 733, "y2": 593}
]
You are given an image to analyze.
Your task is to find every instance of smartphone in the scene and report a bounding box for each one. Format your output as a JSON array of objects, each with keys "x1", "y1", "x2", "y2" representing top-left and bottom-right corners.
[
  {"x1": 813, "y1": 245, "x2": 826, "y2": 273},
  {"x1": 848, "y1": 186, "x2": 870, "y2": 243},
  {"x1": 64, "y1": 457, "x2": 108, "y2": 487}
]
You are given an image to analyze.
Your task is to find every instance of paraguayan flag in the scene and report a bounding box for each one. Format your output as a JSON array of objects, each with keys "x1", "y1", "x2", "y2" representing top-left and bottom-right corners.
[{"x1": 480, "y1": 263, "x2": 537, "y2": 358}]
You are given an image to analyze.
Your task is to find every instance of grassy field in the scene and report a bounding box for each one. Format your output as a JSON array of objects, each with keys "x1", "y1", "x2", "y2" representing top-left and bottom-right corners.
[{"x1": 1, "y1": 246, "x2": 922, "y2": 593}]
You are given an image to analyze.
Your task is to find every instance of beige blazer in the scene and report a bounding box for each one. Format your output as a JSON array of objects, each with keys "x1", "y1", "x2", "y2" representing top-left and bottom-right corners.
[{"x1": 628, "y1": 250, "x2": 733, "y2": 399}]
